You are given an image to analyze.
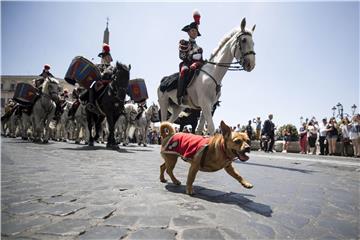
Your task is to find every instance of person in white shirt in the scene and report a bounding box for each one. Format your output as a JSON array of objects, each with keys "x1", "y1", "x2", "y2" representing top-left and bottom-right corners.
[
  {"x1": 349, "y1": 114, "x2": 360, "y2": 157},
  {"x1": 318, "y1": 118, "x2": 328, "y2": 155},
  {"x1": 340, "y1": 117, "x2": 351, "y2": 156}
]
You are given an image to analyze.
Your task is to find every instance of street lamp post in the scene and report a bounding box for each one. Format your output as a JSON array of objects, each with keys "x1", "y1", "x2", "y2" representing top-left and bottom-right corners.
[
  {"x1": 332, "y1": 106, "x2": 336, "y2": 117},
  {"x1": 351, "y1": 104, "x2": 357, "y2": 115},
  {"x1": 336, "y1": 102, "x2": 343, "y2": 119}
]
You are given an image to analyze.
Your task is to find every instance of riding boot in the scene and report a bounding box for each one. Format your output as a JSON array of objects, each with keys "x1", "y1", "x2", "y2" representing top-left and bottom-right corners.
[
  {"x1": 177, "y1": 72, "x2": 188, "y2": 105},
  {"x1": 86, "y1": 87, "x2": 101, "y2": 115},
  {"x1": 54, "y1": 101, "x2": 62, "y2": 121}
]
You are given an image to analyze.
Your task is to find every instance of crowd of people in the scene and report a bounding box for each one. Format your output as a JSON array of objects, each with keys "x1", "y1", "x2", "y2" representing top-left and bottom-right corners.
[
  {"x1": 294, "y1": 115, "x2": 360, "y2": 157},
  {"x1": 144, "y1": 112, "x2": 360, "y2": 158}
]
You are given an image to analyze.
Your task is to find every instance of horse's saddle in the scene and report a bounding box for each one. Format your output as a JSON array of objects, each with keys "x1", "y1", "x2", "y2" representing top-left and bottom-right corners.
[
  {"x1": 159, "y1": 70, "x2": 200, "y2": 93},
  {"x1": 159, "y1": 72, "x2": 179, "y2": 92}
]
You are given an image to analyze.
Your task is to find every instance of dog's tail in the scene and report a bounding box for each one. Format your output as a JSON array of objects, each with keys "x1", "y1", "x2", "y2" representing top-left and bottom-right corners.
[{"x1": 160, "y1": 122, "x2": 175, "y2": 139}]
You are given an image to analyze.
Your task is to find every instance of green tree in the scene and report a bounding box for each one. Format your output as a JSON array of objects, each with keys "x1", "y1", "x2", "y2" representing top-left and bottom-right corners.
[{"x1": 276, "y1": 124, "x2": 299, "y2": 141}]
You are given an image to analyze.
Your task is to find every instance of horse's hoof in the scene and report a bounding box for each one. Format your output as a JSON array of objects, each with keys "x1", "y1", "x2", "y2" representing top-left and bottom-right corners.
[
  {"x1": 62, "y1": 139, "x2": 67, "y2": 142},
  {"x1": 88, "y1": 142, "x2": 94, "y2": 147},
  {"x1": 143, "y1": 144, "x2": 147, "y2": 147},
  {"x1": 21, "y1": 137, "x2": 28, "y2": 140},
  {"x1": 42, "y1": 140, "x2": 49, "y2": 144},
  {"x1": 75, "y1": 141, "x2": 80, "y2": 144},
  {"x1": 106, "y1": 143, "x2": 119, "y2": 150}
]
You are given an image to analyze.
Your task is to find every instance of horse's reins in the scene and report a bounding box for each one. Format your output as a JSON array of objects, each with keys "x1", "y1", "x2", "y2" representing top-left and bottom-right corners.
[{"x1": 205, "y1": 32, "x2": 256, "y2": 71}]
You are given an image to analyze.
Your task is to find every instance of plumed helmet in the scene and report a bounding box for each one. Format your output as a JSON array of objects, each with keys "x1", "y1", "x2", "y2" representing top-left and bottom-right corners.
[
  {"x1": 102, "y1": 43, "x2": 110, "y2": 53},
  {"x1": 181, "y1": 10, "x2": 201, "y2": 36},
  {"x1": 44, "y1": 64, "x2": 51, "y2": 70}
]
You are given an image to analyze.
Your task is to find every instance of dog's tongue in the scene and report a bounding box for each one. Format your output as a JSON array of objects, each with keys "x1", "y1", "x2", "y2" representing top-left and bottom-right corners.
[{"x1": 238, "y1": 153, "x2": 249, "y2": 161}]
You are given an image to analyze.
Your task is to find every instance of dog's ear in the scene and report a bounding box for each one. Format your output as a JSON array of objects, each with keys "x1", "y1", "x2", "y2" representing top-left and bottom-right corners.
[{"x1": 220, "y1": 121, "x2": 231, "y2": 138}]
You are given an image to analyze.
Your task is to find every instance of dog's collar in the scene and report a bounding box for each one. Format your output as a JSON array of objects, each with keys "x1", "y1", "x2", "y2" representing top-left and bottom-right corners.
[{"x1": 220, "y1": 139, "x2": 232, "y2": 160}]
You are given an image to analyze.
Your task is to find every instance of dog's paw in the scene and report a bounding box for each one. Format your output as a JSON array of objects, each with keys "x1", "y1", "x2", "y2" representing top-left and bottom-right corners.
[
  {"x1": 160, "y1": 178, "x2": 167, "y2": 183},
  {"x1": 241, "y1": 181, "x2": 253, "y2": 189},
  {"x1": 186, "y1": 190, "x2": 194, "y2": 196},
  {"x1": 173, "y1": 180, "x2": 181, "y2": 185}
]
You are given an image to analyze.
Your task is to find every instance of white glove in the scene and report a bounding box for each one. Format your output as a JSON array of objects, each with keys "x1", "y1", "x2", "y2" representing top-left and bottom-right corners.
[{"x1": 192, "y1": 53, "x2": 202, "y2": 60}]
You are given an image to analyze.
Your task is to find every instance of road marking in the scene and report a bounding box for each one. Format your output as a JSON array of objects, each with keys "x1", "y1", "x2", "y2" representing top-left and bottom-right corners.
[{"x1": 250, "y1": 153, "x2": 360, "y2": 167}]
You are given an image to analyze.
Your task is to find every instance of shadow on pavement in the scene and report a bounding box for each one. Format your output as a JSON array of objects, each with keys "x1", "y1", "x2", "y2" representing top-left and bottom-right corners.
[
  {"x1": 60, "y1": 145, "x2": 132, "y2": 153},
  {"x1": 165, "y1": 184, "x2": 273, "y2": 217},
  {"x1": 240, "y1": 162, "x2": 316, "y2": 174}
]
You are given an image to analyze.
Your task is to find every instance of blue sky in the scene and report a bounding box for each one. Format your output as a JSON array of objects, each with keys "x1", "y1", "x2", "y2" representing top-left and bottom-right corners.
[{"x1": 1, "y1": 1, "x2": 359, "y2": 129}]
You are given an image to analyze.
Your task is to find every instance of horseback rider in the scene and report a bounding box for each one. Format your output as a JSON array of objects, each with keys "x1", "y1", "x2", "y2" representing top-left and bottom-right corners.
[
  {"x1": 68, "y1": 86, "x2": 82, "y2": 119},
  {"x1": 86, "y1": 43, "x2": 114, "y2": 115},
  {"x1": 136, "y1": 100, "x2": 148, "y2": 120},
  {"x1": 1, "y1": 98, "x2": 17, "y2": 122},
  {"x1": 34, "y1": 64, "x2": 55, "y2": 91},
  {"x1": 177, "y1": 10, "x2": 204, "y2": 105}
]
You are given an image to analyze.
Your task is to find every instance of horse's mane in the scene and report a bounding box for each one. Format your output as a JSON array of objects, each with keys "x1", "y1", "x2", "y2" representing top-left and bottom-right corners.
[
  {"x1": 209, "y1": 27, "x2": 240, "y2": 61},
  {"x1": 42, "y1": 77, "x2": 59, "y2": 95},
  {"x1": 115, "y1": 61, "x2": 130, "y2": 72}
]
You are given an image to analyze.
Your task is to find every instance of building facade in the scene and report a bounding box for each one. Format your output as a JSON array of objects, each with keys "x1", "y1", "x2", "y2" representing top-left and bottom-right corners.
[{"x1": 1, "y1": 75, "x2": 74, "y2": 114}]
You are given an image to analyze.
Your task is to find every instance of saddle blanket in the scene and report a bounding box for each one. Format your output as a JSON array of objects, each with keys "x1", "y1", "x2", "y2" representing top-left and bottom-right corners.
[{"x1": 162, "y1": 133, "x2": 209, "y2": 160}]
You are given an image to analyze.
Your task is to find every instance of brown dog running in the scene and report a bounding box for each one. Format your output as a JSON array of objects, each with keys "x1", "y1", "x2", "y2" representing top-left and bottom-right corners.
[{"x1": 160, "y1": 120, "x2": 253, "y2": 195}]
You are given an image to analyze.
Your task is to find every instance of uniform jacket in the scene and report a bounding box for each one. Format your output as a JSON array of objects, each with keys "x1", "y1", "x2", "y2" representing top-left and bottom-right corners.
[
  {"x1": 179, "y1": 38, "x2": 203, "y2": 64},
  {"x1": 262, "y1": 119, "x2": 275, "y2": 137},
  {"x1": 162, "y1": 133, "x2": 209, "y2": 160}
]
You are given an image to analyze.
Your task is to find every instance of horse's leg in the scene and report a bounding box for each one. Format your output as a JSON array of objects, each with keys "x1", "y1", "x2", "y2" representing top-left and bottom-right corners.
[
  {"x1": 200, "y1": 104, "x2": 215, "y2": 135},
  {"x1": 196, "y1": 112, "x2": 206, "y2": 134},
  {"x1": 87, "y1": 113, "x2": 94, "y2": 146},
  {"x1": 159, "y1": 96, "x2": 171, "y2": 122},
  {"x1": 124, "y1": 123, "x2": 131, "y2": 146},
  {"x1": 32, "y1": 111, "x2": 41, "y2": 142},
  {"x1": 106, "y1": 116, "x2": 119, "y2": 149},
  {"x1": 43, "y1": 107, "x2": 55, "y2": 143},
  {"x1": 191, "y1": 123, "x2": 197, "y2": 134},
  {"x1": 143, "y1": 125, "x2": 148, "y2": 147},
  {"x1": 179, "y1": 123, "x2": 184, "y2": 132},
  {"x1": 43, "y1": 118, "x2": 51, "y2": 143},
  {"x1": 94, "y1": 116, "x2": 104, "y2": 142},
  {"x1": 168, "y1": 105, "x2": 183, "y2": 123}
]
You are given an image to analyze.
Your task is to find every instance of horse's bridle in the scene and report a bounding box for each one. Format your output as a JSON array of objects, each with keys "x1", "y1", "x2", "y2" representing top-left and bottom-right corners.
[
  {"x1": 197, "y1": 31, "x2": 256, "y2": 95},
  {"x1": 206, "y1": 31, "x2": 256, "y2": 71}
]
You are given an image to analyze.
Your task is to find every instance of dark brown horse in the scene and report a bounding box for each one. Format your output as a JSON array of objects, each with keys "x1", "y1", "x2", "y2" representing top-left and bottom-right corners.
[{"x1": 86, "y1": 61, "x2": 130, "y2": 149}]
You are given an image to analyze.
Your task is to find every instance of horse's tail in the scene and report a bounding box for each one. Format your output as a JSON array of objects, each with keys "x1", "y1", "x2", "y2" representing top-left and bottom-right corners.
[{"x1": 160, "y1": 122, "x2": 175, "y2": 139}]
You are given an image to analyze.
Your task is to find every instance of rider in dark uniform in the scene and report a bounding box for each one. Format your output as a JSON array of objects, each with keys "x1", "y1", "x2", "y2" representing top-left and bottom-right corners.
[
  {"x1": 34, "y1": 64, "x2": 55, "y2": 92},
  {"x1": 177, "y1": 10, "x2": 204, "y2": 105},
  {"x1": 86, "y1": 43, "x2": 113, "y2": 115},
  {"x1": 67, "y1": 86, "x2": 81, "y2": 119}
]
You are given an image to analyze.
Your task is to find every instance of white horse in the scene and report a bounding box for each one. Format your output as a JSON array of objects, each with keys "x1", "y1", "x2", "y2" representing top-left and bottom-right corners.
[
  {"x1": 19, "y1": 108, "x2": 32, "y2": 140},
  {"x1": 115, "y1": 103, "x2": 138, "y2": 145},
  {"x1": 31, "y1": 77, "x2": 60, "y2": 143},
  {"x1": 158, "y1": 18, "x2": 256, "y2": 134},
  {"x1": 134, "y1": 103, "x2": 159, "y2": 147},
  {"x1": 74, "y1": 102, "x2": 89, "y2": 144},
  {"x1": 55, "y1": 100, "x2": 75, "y2": 141}
]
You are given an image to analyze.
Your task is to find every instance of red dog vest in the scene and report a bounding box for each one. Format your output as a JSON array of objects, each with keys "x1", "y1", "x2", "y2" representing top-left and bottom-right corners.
[{"x1": 162, "y1": 133, "x2": 210, "y2": 159}]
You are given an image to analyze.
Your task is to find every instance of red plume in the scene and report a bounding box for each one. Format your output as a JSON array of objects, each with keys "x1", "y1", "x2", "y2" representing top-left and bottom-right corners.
[
  {"x1": 193, "y1": 10, "x2": 201, "y2": 25},
  {"x1": 102, "y1": 43, "x2": 110, "y2": 53}
]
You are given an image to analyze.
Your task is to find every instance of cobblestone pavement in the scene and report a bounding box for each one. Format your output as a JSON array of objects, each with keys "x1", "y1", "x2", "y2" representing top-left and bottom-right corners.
[{"x1": 1, "y1": 137, "x2": 359, "y2": 239}]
